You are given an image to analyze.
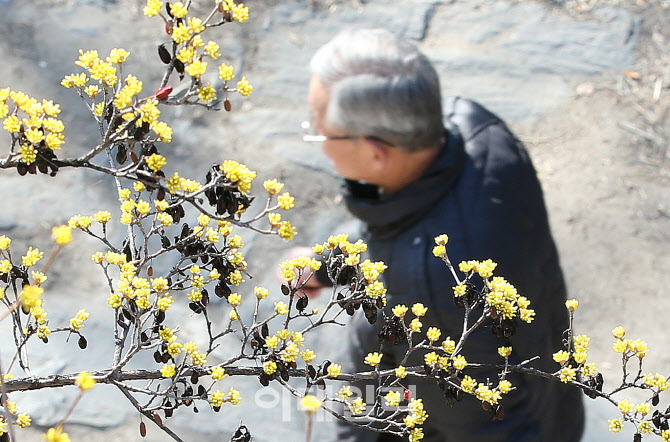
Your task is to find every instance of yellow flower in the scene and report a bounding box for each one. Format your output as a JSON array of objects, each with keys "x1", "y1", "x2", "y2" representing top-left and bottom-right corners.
[
  {"x1": 0, "y1": 236, "x2": 11, "y2": 250},
  {"x1": 185, "y1": 60, "x2": 208, "y2": 78},
  {"x1": 146, "y1": 153, "x2": 167, "y2": 172},
  {"x1": 565, "y1": 299, "x2": 579, "y2": 312},
  {"x1": 558, "y1": 366, "x2": 576, "y2": 383},
  {"x1": 392, "y1": 304, "x2": 408, "y2": 318},
  {"x1": 151, "y1": 121, "x2": 173, "y2": 143},
  {"x1": 348, "y1": 397, "x2": 366, "y2": 415},
  {"x1": 277, "y1": 192, "x2": 295, "y2": 210},
  {"x1": 337, "y1": 386, "x2": 353, "y2": 399},
  {"x1": 263, "y1": 179, "x2": 285, "y2": 195},
  {"x1": 160, "y1": 364, "x2": 176, "y2": 378},
  {"x1": 409, "y1": 318, "x2": 422, "y2": 333},
  {"x1": 638, "y1": 420, "x2": 653, "y2": 434},
  {"x1": 220, "y1": 160, "x2": 256, "y2": 194},
  {"x1": 52, "y1": 225, "x2": 72, "y2": 245},
  {"x1": 498, "y1": 346, "x2": 512, "y2": 358},
  {"x1": 581, "y1": 363, "x2": 598, "y2": 377},
  {"x1": 171, "y1": 23, "x2": 193, "y2": 44},
  {"x1": 263, "y1": 361, "x2": 277, "y2": 375},
  {"x1": 612, "y1": 326, "x2": 625, "y2": 339},
  {"x1": 204, "y1": 41, "x2": 221, "y2": 59},
  {"x1": 236, "y1": 76, "x2": 253, "y2": 96},
  {"x1": 441, "y1": 338, "x2": 455, "y2": 354},
  {"x1": 301, "y1": 395, "x2": 322, "y2": 413},
  {"x1": 411, "y1": 303, "x2": 428, "y2": 317},
  {"x1": 227, "y1": 387, "x2": 242, "y2": 405},
  {"x1": 265, "y1": 336, "x2": 280, "y2": 350},
  {"x1": 21, "y1": 285, "x2": 43, "y2": 310},
  {"x1": 278, "y1": 221, "x2": 297, "y2": 241},
  {"x1": 552, "y1": 350, "x2": 570, "y2": 365},
  {"x1": 3, "y1": 115, "x2": 21, "y2": 133},
  {"x1": 476, "y1": 259, "x2": 497, "y2": 278},
  {"x1": 107, "y1": 48, "x2": 130, "y2": 64},
  {"x1": 169, "y1": 1, "x2": 188, "y2": 18},
  {"x1": 424, "y1": 352, "x2": 438, "y2": 366},
  {"x1": 385, "y1": 391, "x2": 401, "y2": 407},
  {"x1": 274, "y1": 301, "x2": 289, "y2": 315},
  {"x1": 301, "y1": 349, "x2": 316, "y2": 363},
  {"x1": 434, "y1": 234, "x2": 449, "y2": 245},
  {"x1": 75, "y1": 371, "x2": 96, "y2": 391},
  {"x1": 395, "y1": 366, "x2": 407, "y2": 379},
  {"x1": 498, "y1": 380, "x2": 513, "y2": 394},
  {"x1": 232, "y1": 3, "x2": 249, "y2": 22},
  {"x1": 210, "y1": 390, "x2": 225, "y2": 408},
  {"x1": 44, "y1": 426, "x2": 70, "y2": 442},
  {"x1": 327, "y1": 363, "x2": 342, "y2": 378},
  {"x1": 254, "y1": 286, "x2": 269, "y2": 299},
  {"x1": 69, "y1": 309, "x2": 89, "y2": 331},
  {"x1": 452, "y1": 355, "x2": 468, "y2": 370},
  {"x1": 637, "y1": 403, "x2": 651, "y2": 416},
  {"x1": 426, "y1": 327, "x2": 441, "y2": 342},
  {"x1": 228, "y1": 293, "x2": 242, "y2": 307},
  {"x1": 608, "y1": 418, "x2": 623, "y2": 433},
  {"x1": 218, "y1": 63, "x2": 235, "y2": 81},
  {"x1": 198, "y1": 85, "x2": 217, "y2": 103},
  {"x1": 94, "y1": 210, "x2": 112, "y2": 223},
  {"x1": 432, "y1": 245, "x2": 446, "y2": 257},
  {"x1": 16, "y1": 413, "x2": 31, "y2": 428},
  {"x1": 187, "y1": 17, "x2": 205, "y2": 34},
  {"x1": 211, "y1": 366, "x2": 227, "y2": 381},
  {"x1": 364, "y1": 352, "x2": 382, "y2": 367},
  {"x1": 143, "y1": 0, "x2": 163, "y2": 16}
]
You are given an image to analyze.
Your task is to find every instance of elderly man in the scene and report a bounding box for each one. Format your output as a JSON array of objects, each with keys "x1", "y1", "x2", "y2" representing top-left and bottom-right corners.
[{"x1": 302, "y1": 29, "x2": 584, "y2": 441}]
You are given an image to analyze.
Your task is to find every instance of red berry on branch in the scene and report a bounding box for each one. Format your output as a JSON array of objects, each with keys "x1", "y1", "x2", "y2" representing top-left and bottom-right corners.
[{"x1": 155, "y1": 86, "x2": 173, "y2": 100}]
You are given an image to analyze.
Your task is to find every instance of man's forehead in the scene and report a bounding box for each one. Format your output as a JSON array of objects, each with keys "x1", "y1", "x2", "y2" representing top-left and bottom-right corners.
[{"x1": 307, "y1": 74, "x2": 329, "y2": 115}]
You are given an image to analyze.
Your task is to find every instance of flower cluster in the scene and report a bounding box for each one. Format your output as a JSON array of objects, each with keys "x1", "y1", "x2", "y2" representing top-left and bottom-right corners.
[
  {"x1": 278, "y1": 256, "x2": 322, "y2": 283},
  {"x1": 143, "y1": 0, "x2": 253, "y2": 106},
  {"x1": 220, "y1": 160, "x2": 257, "y2": 194},
  {"x1": 1, "y1": 87, "x2": 66, "y2": 164}
]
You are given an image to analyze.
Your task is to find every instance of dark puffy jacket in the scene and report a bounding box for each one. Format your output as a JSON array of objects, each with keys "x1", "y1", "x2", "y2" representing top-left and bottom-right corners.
[{"x1": 337, "y1": 97, "x2": 584, "y2": 442}]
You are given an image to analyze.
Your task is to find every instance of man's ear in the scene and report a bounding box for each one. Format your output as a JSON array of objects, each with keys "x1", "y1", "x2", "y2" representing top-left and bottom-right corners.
[{"x1": 364, "y1": 138, "x2": 391, "y2": 171}]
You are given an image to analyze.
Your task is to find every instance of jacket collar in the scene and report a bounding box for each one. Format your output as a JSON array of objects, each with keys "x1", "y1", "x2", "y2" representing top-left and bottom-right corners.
[{"x1": 344, "y1": 128, "x2": 466, "y2": 240}]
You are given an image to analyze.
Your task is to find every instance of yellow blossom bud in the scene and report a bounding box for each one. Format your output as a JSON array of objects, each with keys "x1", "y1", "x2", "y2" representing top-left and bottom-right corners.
[
  {"x1": 301, "y1": 395, "x2": 322, "y2": 413},
  {"x1": 75, "y1": 371, "x2": 96, "y2": 391}
]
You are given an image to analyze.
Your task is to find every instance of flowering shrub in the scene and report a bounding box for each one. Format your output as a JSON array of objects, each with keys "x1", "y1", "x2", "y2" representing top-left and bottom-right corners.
[{"x1": 0, "y1": 1, "x2": 668, "y2": 441}]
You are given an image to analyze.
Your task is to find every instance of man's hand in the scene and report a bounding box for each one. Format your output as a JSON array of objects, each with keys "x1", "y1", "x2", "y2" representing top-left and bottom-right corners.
[{"x1": 277, "y1": 247, "x2": 325, "y2": 299}]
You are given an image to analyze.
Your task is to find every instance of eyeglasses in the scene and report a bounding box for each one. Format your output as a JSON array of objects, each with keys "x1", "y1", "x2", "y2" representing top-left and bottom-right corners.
[
  {"x1": 301, "y1": 121, "x2": 357, "y2": 143},
  {"x1": 301, "y1": 120, "x2": 394, "y2": 146}
]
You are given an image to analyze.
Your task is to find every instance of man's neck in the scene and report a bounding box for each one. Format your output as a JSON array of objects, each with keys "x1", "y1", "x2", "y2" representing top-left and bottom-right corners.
[{"x1": 377, "y1": 146, "x2": 441, "y2": 195}]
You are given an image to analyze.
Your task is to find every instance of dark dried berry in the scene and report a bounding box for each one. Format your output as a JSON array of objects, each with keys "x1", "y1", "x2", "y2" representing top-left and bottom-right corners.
[
  {"x1": 158, "y1": 44, "x2": 172, "y2": 64},
  {"x1": 153, "y1": 412, "x2": 163, "y2": 426},
  {"x1": 296, "y1": 296, "x2": 308, "y2": 312},
  {"x1": 174, "y1": 59, "x2": 185, "y2": 74},
  {"x1": 259, "y1": 373, "x2": 269, "y2": 387},
  {"x1": 224, "y1": 99, "x2": 232, "y2": 112},
  {"x1": 140, "y1": 421, "x2": 147, "y2": 437}
]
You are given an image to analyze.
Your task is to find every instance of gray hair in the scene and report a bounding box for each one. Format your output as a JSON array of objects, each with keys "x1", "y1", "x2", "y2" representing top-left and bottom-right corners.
[{"x1": 310, "y1": 29, "x2": 443, "y2": 152}]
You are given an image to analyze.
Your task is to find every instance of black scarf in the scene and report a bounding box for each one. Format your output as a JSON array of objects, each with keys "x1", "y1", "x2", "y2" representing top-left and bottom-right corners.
[{"x1": 344, "y1": 128, "x2": 466, "y2": 240}]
